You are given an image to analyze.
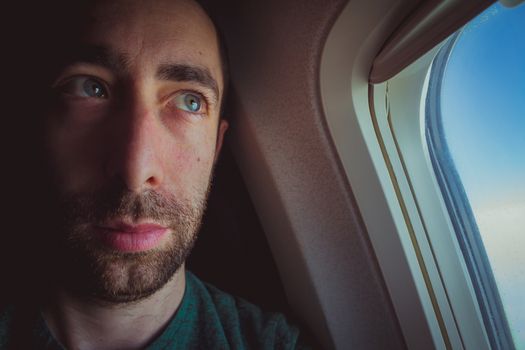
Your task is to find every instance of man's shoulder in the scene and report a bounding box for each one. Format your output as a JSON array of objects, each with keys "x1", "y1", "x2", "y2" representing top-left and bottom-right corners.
[
  {"x1": 0, "y1": 303, "x2": 12, "y2": 325},
  {"x1": 0, "y1": 304, "x2": 18, "y2": 349},
  {"x1": 181, "y1": 271, "x2": 314, "y2": 349}
]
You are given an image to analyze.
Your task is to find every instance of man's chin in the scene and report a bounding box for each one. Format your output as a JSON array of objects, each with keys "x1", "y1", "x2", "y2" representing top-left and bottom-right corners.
[
  {"x1": 97, "y1": 253, "x2": 178, "y2": 303},
  {"x1": 91, "y1": 254, "x2": 182, "y2": 305},
  {"x1": 58, "y1": 237, "x2": 193, "y2": 305}
]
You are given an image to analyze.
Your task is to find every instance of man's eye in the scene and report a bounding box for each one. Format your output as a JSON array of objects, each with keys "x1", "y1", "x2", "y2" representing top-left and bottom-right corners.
[
  {"x1": 172, "y1": 92, "x2": 206, "y2": 113},
  {"x1": 58, "y1": 76, "x2": 109, "y2": 99}
]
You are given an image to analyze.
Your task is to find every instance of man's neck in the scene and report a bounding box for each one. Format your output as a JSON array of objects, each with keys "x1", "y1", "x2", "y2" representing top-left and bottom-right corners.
[{"x1": 41, "y1": 267, "x2": 186, "y2": 350}]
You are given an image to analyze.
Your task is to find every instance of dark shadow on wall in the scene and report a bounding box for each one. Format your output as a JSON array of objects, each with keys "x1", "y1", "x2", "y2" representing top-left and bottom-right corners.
[{"x1": 187, "y1": 139, "x2": 291, "y2": 314}]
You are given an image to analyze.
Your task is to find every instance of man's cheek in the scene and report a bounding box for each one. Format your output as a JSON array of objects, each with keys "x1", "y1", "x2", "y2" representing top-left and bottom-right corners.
[
  {"x1": 45, "y1": 127, "x2": 106, "y2": 194},
  {"x1": 48, "y1": 99, "x2": 110, "y2": 126},
  {"x1": 167, "y1": 142, "x2": 215, "y2": 190}
]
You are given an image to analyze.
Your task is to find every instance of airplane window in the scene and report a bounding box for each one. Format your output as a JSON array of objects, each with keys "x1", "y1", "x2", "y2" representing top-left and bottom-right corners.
[{"x1": 426, "y1": 2, "x2": 525, "y2": 349}]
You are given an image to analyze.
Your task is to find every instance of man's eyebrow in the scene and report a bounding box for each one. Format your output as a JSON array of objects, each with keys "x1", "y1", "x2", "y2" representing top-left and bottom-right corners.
[
  {"x1": 64, "y1": 45, "x2": 130, "y2": 73},
  {"x1": 157, "y1": 64, "x2": 220, "y2": 104}
]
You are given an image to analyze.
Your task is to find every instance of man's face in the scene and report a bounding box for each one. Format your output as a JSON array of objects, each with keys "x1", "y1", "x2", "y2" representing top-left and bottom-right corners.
[{"x1": 44, "y1": 0, "x2": 227, "y2": 303}]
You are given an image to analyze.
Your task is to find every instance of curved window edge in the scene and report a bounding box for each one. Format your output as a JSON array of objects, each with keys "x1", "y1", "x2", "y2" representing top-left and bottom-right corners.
[{"x1": 425, "y1": 32, "x2": 516, "y2": 350}]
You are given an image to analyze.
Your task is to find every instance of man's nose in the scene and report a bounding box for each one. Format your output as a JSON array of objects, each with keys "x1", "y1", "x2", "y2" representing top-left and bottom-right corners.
[{"x1": 105, "y1": 101, "x2": 165, "y2": 192}]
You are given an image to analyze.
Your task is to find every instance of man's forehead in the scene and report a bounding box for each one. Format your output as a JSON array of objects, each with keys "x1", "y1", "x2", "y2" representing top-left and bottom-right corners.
[
  {"x1": 79, "y1": 1, "x2": 219, "y2": 67},
  {"x1": 89, "y1": 0, "x2": 213, "y2": 30}
]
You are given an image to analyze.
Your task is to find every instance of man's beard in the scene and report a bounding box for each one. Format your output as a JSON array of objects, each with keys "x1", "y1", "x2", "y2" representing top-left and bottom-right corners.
[{"x1": 52, "y1": 181, "x2": 208, "y2": 305}]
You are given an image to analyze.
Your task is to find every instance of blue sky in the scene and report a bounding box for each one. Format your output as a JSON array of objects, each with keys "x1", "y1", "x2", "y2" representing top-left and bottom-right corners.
[
  {"x1": 441, "y1": 2, "x2": 525, "y2": 208},
  {"x1": 440, "y1": 2, "x2": 524, "y2": 348}
]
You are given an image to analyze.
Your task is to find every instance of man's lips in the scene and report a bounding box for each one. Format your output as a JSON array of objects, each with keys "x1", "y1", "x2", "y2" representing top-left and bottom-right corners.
[{"x1": 94, "y1": 222, "x2": 169, "y2": 252}]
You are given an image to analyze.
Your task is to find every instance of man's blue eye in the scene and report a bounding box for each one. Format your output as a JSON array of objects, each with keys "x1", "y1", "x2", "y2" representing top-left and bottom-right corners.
[
  {"x1": 58, "y1": 76, "x2": 109, "y2": 99},
  {"x1": 173, "y1": 93, "x2": 205, "y2": 113},
  {"x1": 82, "y1": 78, "x2": 107, "y2": 98}
]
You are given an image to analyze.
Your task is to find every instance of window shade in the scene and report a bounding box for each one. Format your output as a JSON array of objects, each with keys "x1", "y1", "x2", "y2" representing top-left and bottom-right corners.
[{"x1": 369, "y1": 0, "x2": 495, "y2": 84}]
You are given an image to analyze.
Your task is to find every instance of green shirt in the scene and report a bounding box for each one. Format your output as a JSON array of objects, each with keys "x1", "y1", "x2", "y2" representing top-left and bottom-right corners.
[{"x1": 0, "y1": 271, "x2": 315, "y2": 349}]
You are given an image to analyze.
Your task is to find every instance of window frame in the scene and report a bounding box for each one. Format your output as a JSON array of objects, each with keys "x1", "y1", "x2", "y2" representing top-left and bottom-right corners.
[
  {"x1": 319, "y1": 1, "x2": 500, "y2": 347},
  {"x1": 370, "y1": 41, "x2": 492, "y2": 349}
]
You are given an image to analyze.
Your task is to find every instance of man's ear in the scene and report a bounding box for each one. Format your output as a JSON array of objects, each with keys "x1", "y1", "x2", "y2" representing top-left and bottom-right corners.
[{"x1": 214, "y1": 119, "x2": 229, "y2": 164}]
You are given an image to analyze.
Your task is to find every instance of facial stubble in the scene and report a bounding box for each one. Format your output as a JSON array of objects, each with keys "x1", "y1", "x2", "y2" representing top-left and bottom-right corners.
[{"x1": 55, "y1": 181, "x2": 210, "y2": 305}]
